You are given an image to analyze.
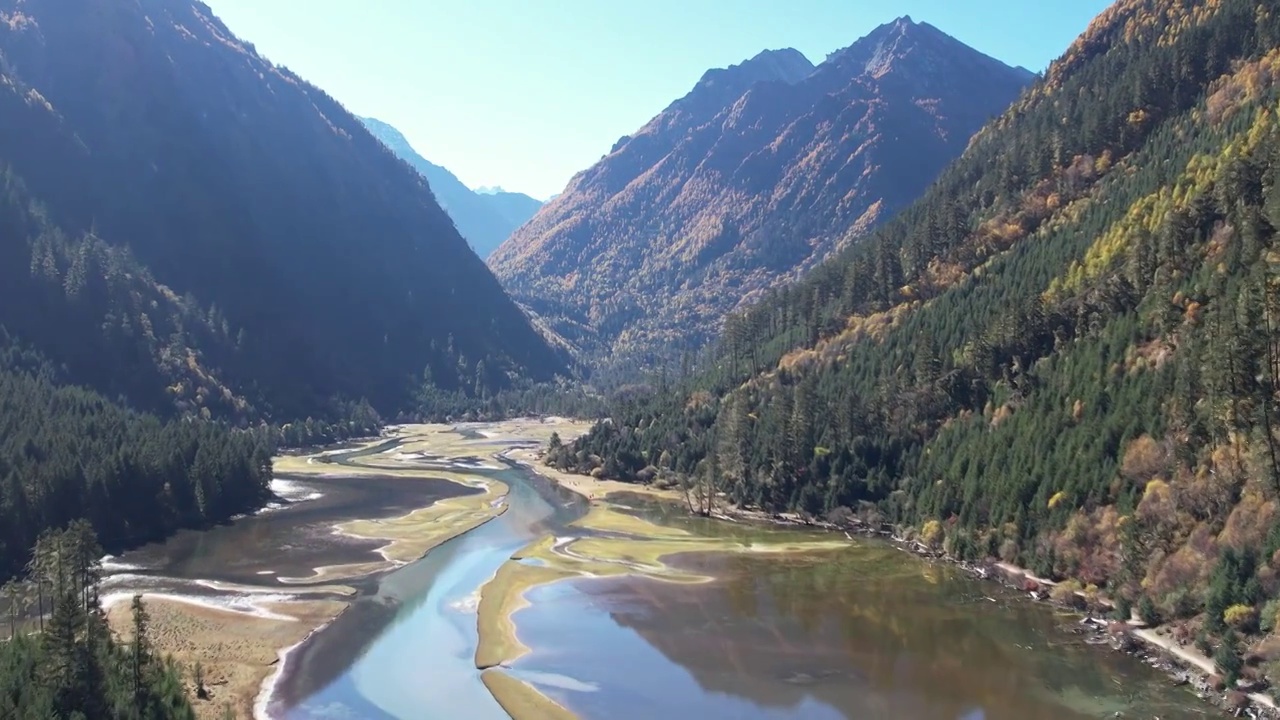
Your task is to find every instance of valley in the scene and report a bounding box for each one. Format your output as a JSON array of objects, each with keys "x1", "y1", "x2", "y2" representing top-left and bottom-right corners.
[
  {"x1": 2, "y1": 0, "x2": 1279, "y2": 718},
  {"x1": 100, "y1": 422, "x2": 1218, "y2": 720}
]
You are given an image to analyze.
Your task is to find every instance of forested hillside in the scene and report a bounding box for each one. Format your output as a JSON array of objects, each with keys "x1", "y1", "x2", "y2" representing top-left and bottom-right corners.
[
  {"x1": 0, "y1": 0, "x2": 578, "y2": 607},
  {"x1": 557, "y1": 0, "x2": 1280, "y2": 681},
  {"x1": 1, "y1": 525, "x2": 197, "y2": 720},
  {"x1": 0, "y1": 0, "x2": 565, "y2": 427},
  {"x1": 0, "y1": 352, "x2": 272, "y2": 582},
  {"x1": 491, "y1": 19, "x2": 1032, "y2": 377},
  {"x1": 360, "y1": 117, "x2": 543, "y2": 259}
]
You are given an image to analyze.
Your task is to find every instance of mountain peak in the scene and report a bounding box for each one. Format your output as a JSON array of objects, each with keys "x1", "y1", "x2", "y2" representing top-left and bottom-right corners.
[
  {"x1": 359, "y1": 117, "x2": 542, "y2": 259},
  {"x1": 825, "y1": 16, "x2": 1009, "y2": 83},
  {"x1": 359, "y1": 116, "x2": 405, "y2": 143},
  {"x1": 640, "y1": 47, "x2": 814, "y2": 137},
  {"x1": 492, "y1": 18, "x2": 1033, "y2": 367},
  {"x1": 740, "y1": 48, "x2": 815, "y2": 83},
  {"x1": 693, "y1": 47, "x2": 814, "y2": 95}
]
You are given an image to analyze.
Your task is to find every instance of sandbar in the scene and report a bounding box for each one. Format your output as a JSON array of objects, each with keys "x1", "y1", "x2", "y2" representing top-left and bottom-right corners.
[
  {"x1": 104, "y1": 421, "x2": 566, "y2": 720},
  {"x1": 476, "y1": 558, "x2": 578, "y2": 669},
  {"x1": 474, "y1": 497, "x2": 849, "y2": 690},
  {"x1": 106, "y1": 595, "x2": 346, "y2": 720},
  {"x1": 482, "y1": 668, "x2": 576, "y2": 720}
]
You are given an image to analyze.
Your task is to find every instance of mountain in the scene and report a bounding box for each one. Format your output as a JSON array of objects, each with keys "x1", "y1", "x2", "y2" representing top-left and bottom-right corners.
[
  {"x1": 0, "y1": 0, "x2": 569, "y2": 425},
  {"x1": 360, "y1": 117, "x2": 543, "y2": 258},
  {"x1": 490, "y1": 20, "x2": 1034, "y2": 373},
  {"x1": 559, "y1": 0, "x2": 1280, "y2": 684}
]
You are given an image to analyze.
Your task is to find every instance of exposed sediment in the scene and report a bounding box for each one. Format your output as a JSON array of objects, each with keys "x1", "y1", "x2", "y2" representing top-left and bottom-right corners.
[
  {"x1": 472, "y1": 467, "x2": 851, "y2": 718},
  {"x1": 482, "y1": 668, "x2": 577, "y2": 720},
  {"x1": 102, "y1": 419, "x2": 591, "y2": 720}
]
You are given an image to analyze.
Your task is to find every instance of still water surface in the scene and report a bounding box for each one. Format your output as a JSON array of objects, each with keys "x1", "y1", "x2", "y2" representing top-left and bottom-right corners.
[
  {"x1": 107, "y1": 432, "x2": 1223, "y2": 719},
  {"x1": 504, "y1": 500, "x2": 1218, "y2": 720}
]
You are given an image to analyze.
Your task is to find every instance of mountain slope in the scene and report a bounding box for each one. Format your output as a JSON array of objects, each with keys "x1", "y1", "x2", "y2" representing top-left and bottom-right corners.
[
  {"x1": 490, "y1": 20, "x2": 1033, "y2": 371},
  {"x1": 0, "y1": 0, "x2": 564, "y2": 422},
  {"x1": 360, "y1": 117, "x2": 543, "y2": 258},
  {"x1": 560, "y1": 0, "x2": 1280, "y2": 686}
]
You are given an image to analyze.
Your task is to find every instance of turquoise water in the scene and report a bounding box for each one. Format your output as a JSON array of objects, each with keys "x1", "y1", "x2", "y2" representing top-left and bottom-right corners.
[
  {"x1": 269, "y1": 462, "x2": 583, "y2": 719},
  {"x1": 256, "y1": 437, "x2": 1223, "y2": 720}
]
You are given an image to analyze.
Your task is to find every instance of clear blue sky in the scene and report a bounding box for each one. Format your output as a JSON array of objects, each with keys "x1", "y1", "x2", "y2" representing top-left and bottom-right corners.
[{"x1": 203, "y1": 0, "x2": 1112, "y2": 200}]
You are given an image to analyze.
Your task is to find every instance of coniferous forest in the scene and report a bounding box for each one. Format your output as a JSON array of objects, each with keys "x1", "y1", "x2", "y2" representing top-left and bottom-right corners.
[
  {"x1": 0, "y1": 0, "x2": 581, "y2": 576},
  {"x1": 0, "y1": 1, "x2": 575, "y2": 713},
  {"x1": 9, "y1": 0, "x2": 1280, "y2": 715},
  {"x1": 0, "y1": 0, "x2": 569, "y2": 429},
  {"x1": 557, "y1": 0, "x2": 1280, "y2": 683},
  {"x1": 0, "y1": 524, "x2": 196, "y2": 720},
  {"x1": 0, "y1": 358, "x2": 272, "y2": 584}
]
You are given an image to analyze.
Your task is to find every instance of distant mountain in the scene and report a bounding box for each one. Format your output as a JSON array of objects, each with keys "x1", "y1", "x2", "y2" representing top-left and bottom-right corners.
[
  {"x1": 561, "y1": 0, "x2": 1280, "y2": 684},
  {"x1": 490, "y1": 19, "x2": 1034, "y2": 372},
  {"x1": 0, "y1": 0, "x2": 565, "y2": 423},
  {"x1": 360, "y1": 117, "x2": 543, "y2": 258}
]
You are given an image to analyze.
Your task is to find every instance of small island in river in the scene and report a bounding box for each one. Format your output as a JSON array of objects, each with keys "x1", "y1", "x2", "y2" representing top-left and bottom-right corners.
[
  {"x1": 101, "y1": 419, "x2": 585, "y2": 719},
  {"x1": 99, "y1": 420, "x2": 1228, "y2": 720}
]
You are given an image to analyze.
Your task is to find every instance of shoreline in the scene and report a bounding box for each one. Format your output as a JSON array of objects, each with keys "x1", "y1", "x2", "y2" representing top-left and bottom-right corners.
[
  {"x1": 475, "y1": 449, "x2": 851, "y2": 719},
  {"x1": 252, "y1": 608, "x2": 346, "y2": 720},
  {"x1": 99, "y1": 420, "x2": 589, "y2": 720},
  {"x1": 253, "y1": 477, "x2": 517, "y2": 717},
  {"x1": 981, "y1": 561, "x2": 1280, "y2": 718},
  {"x1": 482, "y1": 669, "x2": 576, "y2": 720},
  {"x1": 104, "y1": 592, "x2": 349, "y2": 720},
  {"x1": 515, "y1": 448, "x2": 1276, "y2": 720},
  {"x1": 253, "y1": 419, "x2": 591, "y2": 719}
]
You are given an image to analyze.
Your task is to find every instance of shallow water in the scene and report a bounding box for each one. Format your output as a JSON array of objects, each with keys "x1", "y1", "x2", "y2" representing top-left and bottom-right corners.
[
  {"x1": 273, "y1": 458, "x2": 1221, "y2": 720},
  {"x1": 509, "y1": 549, "x2": 1216, "y2": 720},
  {"x1": 269, "y1": 462, "x2": 586, "y2": 719},
  {"x1": 109, "y1": 429, "x2": 1226, "y2": 719},
  {"x1": 103, "y1": 472, "x2": 477, "y2": 591},
  {"x1": 499, "y1": 496, "x2": 1220, "y2": 719}
]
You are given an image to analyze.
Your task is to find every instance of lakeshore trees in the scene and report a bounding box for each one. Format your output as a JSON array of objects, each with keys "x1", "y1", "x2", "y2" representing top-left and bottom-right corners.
[
  {"x1": 0, "y1": 524, "x2": 195, "y2": 719},
  {"x1": 0, "y1": 359, "x2": 273, "y2": 584},
  {"x1": 556, "y1": 0, "x2": 1280, "y2": 687}
]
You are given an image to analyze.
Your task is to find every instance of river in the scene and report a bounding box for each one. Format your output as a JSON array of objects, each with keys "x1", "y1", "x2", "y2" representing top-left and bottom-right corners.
[
  {"x1": 267, "y1": 460, "x2": 583, "y2": 719},
  {"x1": 103, "y1": 424, "x2": 1223, "y2": 720}
]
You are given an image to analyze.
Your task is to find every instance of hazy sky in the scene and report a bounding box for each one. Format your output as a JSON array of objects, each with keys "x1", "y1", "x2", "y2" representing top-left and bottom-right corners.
[{"x1": 202, "y1": 0, "x2": 1113, "y2": 200}]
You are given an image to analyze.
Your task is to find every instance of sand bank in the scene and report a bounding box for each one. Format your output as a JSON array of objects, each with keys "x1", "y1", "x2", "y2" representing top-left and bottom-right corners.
[
  {"x1": 473, "y1": 491, "x2": 850, "y2": 692},
  {"x1": 106, "y1": 595, "x2": 346, "y2": 720},
  {"x1": 103, "y1": 421, "x2": 572, "y2": 720},
  {"x1": 482, "y1": 668, "x2": 577, "y2": 720},
  {"x1": 470, "y1": 428, "x2": 857, "y2": 720}
]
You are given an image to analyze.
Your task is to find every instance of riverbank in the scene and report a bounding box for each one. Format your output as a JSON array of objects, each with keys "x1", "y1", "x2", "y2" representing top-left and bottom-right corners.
[
  {"x1": 515, "y1": 446, "x2": 1266, "y2": 719},
  {"x1": 982, "y1": 562, "x2": 1280, "y2": 718},
  {"x1": 104, "y1": 593, "x2": 348, "y2": 719},
  {"x1": 476, "y1": 451, "x2": 853, "y2": 719},
  {"x1": 100, "y1": 420, "x2": 589, "y2": 720}
]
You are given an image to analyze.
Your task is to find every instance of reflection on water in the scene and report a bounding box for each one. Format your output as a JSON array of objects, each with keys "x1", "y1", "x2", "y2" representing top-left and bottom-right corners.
[
  {"x1": 275, "y1": 467, "x2": 1223, "y2": 720},
  {"x1": 271, "y1": 463, "x2": 586, "y2": 719},
  {"x1": 505, "y1": 502, "x2": 1220, "y2": 720}
]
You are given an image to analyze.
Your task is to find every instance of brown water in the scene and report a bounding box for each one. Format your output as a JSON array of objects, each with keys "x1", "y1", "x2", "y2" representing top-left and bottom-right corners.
[
  {"x1": 102, "y1": 430, "x2": 1224, "y2": 720},
  {"x1": 499, "y1": 497, "x2": 1220, "y2": 720},
  {"x1": 98, "y1": 470, "x2": 479, "y2": 607}
]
